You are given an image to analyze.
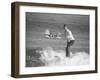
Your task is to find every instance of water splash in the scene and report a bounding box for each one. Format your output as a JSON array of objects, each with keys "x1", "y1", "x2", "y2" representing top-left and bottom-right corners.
[{"x1": 40, "y1": 47, "x2": 90, "y2": 66}]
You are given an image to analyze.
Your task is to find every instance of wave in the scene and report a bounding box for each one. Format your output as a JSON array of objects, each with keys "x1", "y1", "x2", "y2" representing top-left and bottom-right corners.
[{"x1": 40, "y1": 47, "x2": 90, "y2": 66}]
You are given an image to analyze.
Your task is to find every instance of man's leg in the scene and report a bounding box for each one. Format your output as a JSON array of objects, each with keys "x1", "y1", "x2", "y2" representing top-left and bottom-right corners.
[
  {"x1": 66, "y1": 42, "x2": 70, "y2": 57},
  {"x1": 66, "y1": 40, "x2": 75, "y2": 57}
]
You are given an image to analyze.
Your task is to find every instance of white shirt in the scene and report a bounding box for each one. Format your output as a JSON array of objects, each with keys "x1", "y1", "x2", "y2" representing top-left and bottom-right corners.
[{"x1": 65, "y1": 29, "x2": 75, "y2": 42}]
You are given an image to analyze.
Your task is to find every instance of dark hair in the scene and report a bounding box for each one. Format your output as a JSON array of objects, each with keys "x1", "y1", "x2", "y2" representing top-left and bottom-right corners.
[
  {"x1": 64, "y1": 24, "x2": 66, "y2": 27},
  {"x1": 64, "y1": 24, "x2": 67, "y2": 29}
]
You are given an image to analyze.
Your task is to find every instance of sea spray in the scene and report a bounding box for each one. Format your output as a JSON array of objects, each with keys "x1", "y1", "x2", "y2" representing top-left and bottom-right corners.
[{"x1": 40, "y1": 47, "x2": 89, "y2": 66}]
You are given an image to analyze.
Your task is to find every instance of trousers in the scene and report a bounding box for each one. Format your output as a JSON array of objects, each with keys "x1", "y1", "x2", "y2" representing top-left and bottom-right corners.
[{"x1": 65, "y1": 40, "x2": 75, "y2": 57}]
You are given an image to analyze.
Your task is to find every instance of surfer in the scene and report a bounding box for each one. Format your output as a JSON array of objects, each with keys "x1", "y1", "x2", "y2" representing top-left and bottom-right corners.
[{"x1": 64, "y1": 24, "x2": 75, "y2": 57}]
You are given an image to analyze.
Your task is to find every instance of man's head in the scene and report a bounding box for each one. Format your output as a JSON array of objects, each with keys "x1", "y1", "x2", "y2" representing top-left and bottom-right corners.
[{"x1": 64, "y1": 24, "x2": 68, "y2": 30}]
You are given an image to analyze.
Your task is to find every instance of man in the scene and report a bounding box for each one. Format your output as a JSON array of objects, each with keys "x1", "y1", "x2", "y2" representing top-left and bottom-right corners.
[{"x1": 64, "y1": 24, "x2": 75, "y2": 57}]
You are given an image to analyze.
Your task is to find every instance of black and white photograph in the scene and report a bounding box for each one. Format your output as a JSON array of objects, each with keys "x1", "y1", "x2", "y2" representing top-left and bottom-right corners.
[
  {"x1": 26, "y1": 12, "x2": 90, "y2": 67},
  {"x1": 11, "y1": 2, "x2": 97, "y2": 78}
]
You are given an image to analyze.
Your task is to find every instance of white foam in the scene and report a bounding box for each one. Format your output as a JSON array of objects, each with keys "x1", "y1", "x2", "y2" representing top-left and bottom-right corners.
[{"x1": 40, "y1": 47, "x2": 89, "y2": 66}]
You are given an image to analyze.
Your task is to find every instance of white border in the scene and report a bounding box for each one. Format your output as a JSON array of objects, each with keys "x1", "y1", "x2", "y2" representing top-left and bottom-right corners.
[{"x1": 19, "y1": 6, "x2": 95, "y2": 74}]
